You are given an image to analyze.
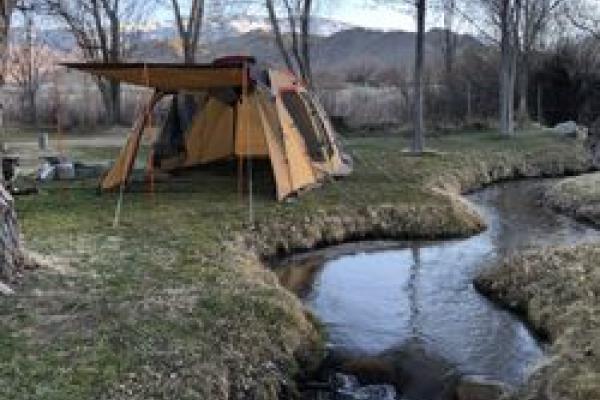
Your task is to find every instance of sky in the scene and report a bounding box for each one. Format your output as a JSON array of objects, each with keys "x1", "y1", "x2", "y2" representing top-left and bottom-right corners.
[{"x1": 318, "y1": 0, "x2": 416, "y2": 31}]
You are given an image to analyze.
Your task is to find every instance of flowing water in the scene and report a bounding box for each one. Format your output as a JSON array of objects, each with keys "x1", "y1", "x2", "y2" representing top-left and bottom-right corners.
[{"x1": 277, "y1": 180, "x2": 600, "y2": 399}]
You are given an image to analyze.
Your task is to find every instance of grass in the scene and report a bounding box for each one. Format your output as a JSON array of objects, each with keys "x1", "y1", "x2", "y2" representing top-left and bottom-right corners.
[
  {"x1": 542, "y1": 172, "x2": 600, "y2": 227},
  {"x1": 0, "y1": 128, "x2": 592, "y2": 399},
  {"x1": 475, "y1": 245, "x2": 600, "y2": 400}
]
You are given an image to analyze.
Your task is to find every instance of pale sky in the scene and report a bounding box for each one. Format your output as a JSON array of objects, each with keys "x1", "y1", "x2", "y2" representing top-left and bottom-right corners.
[{"x1": 318, "y1": 0, "x2": 416, "y2": 31}]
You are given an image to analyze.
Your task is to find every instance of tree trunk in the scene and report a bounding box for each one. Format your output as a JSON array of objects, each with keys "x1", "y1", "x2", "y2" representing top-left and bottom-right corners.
[
  {"x1": 98, "y1": 79, "x2": 120, "y2": 125},
  {"x1": 0, "y1": 0, "x2": 23, "y2": 285},
  {"x1": 300, "y1": 0, "x2": 313, "y2": 86},
  {"x1": 109, "y1": 79, "x2": 120, "y2": 125},
  {"x1": 184, "y1": 45, "x2": 194, "y2": 64},
  {"x1": 518, "y1": 51, "x2": 529, "y2": 121},
  {"x1": 509, "y1": 0, "x2": 521, "y2": 132},
  {"x1": 443, "y1": 0, "x2": 456, "y2": 78},
  {"x1": 108, "y1": 10, "x2": 120, "y2": 124},
  {"x1": 0, "y1": 186, "x2": 22, "y2": 283},
  {"x1": 499, "y1": 0, "x2": 512, "y2": 136},
  {"x1": 0, "y1": 0, "x2": 15, "y2": 85},
  {"x1": 412, "y1": 0, "x2": 426, "y2": 153},
  {"x1": 26, "y1": 88, "x2": 36, "y2": 124},
  {"x1": 537, "y1": 81, "x2": 543, "y2": 124}
]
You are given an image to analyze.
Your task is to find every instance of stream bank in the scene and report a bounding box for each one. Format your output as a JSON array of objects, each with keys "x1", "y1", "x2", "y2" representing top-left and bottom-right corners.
[
  {"x1": 475, "y1": 171, "x2": 600, "y2": 400},
  {"x1": 542, "y1": 172, "x2": 600, "y2": 227},
  {"x1": 274, "y1": 180, "x2": 600, "y2": 399},
  {"x1": 243, "y1": 136, "x2": 596, "y2": 399},
  {"x1": 6, "y1": 132, "x2": 597, "y2": 400}
]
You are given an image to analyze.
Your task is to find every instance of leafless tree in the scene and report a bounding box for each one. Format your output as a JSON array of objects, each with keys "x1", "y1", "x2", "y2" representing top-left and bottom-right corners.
[
  {"x1": 5, "y1": 12, "x2": 55, "y2": 122},
  {"x1": 413, "y1": 0, "x2": 426, "y2": 152},
  {"x1": 471, "y1": 0, "x2": 519, "y2": 135},
  {"x1": 516, "y1": 0, "x2": 563, "y2": 120},
  {"x1": 565, "y1": 0, "x2": 600, "y2": 40},
  {"x1": 0, "y1": 0, "x2": 16, "y2": 84},
  {"x1": 170, "y1": 0, "x2": 204, "y2": 63},
  {"x1": 43, "y1": 0, "x2": 152, "y2": 124},
  {"x1": 443, "y1": 0, "x2": 456, "y2": 76},
  {"x1": 265, "y1": 0, "x2": 314, "y2": 86}
]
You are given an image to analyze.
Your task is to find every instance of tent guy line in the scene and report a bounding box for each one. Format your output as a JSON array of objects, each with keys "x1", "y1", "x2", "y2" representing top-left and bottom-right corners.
[{"x1": 65, "y1": 56, "x2": 353, "y2": 202}]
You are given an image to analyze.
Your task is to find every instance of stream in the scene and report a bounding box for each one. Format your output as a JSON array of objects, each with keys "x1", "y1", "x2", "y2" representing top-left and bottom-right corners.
[{"x1": 276, "y1": 180, "x2": 600, "y2": 400}]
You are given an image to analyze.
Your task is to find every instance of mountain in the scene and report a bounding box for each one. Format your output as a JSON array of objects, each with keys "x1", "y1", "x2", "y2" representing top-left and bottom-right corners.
[
  {"x1": 10, "y1": 16, "x2": 355, "y2": 47},
  {"x1": 200, "y1": 27, "x2": 483, "y2": 72},
  {"x1": 10, "y1": 17, "x2": 483, "y2": 76}
]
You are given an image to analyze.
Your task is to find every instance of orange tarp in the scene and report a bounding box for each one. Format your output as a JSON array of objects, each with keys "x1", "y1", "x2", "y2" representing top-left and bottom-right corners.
[{"x1": 63, "y1": 63, "x2": 245, "y2": 91}]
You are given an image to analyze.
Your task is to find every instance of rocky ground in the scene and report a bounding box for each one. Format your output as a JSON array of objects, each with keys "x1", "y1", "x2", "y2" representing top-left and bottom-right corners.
[{"x1": 0, "y1": 129, "x2": 594, "y2": 399}]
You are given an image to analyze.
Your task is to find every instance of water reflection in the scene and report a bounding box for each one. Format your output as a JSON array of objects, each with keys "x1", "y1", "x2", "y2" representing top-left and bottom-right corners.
[{"x1": 277, "y1": 180, "x2": 600, "y2": 387}]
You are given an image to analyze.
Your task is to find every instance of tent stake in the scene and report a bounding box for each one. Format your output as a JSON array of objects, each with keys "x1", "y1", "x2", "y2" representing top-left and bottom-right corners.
[
  {"x1": 248, "y1": 155, "x2": 254, "y2": 226},
  {"x1": 113, "y1": 181, "x2": 125, "y2": 228},
  {"x1": 110, "y1": 90, "x2": 162, "y2": 228}
]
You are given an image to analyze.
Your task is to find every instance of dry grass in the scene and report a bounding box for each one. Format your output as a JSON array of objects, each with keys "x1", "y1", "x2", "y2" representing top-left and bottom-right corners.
[
  {"x1": 475, "y1": 245, "x2": 600, "y2": 400},
  {"x1": 543, "y1": 172, "x2": 600, "y2": 227},
  {"x1": 0, "y1": 128, "x2": 593, "y2": 399}
]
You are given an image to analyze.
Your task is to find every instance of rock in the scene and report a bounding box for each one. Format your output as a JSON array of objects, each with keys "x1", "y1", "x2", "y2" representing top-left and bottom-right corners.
[
  {"x1": 455, "y1": 375, "x2": 513, "y2": 400},
  {"x1": 335, "y1": 373, "x2": 399, "y2": 400},
  {"x1": 552, "y1": 121, "x2": 577, "y2": 137}
]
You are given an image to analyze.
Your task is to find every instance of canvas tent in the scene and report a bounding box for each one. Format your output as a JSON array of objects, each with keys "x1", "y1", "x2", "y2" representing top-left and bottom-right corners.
[{"x1": 65, "y1": 57, "x2": 352, "y2": 200}]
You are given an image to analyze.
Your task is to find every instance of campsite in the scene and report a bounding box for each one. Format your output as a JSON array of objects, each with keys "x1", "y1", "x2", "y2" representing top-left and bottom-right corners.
[{"x1": 2, "y1": 1, "x2": 600, "y2": 400}]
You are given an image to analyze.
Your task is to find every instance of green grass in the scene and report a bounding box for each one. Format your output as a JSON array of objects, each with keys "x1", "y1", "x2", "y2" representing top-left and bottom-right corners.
[{"x1": 0, "y1": 128, "x2": 591, "y2": 399}]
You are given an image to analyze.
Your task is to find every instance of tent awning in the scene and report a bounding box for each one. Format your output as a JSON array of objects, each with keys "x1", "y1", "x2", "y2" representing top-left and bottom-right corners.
[{"x1": 62, "y1": 63, "x2": 246, "y2": 91}]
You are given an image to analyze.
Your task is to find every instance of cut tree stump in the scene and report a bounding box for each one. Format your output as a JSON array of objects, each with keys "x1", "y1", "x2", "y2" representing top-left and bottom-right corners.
[{"x1": 0, "y1": 184, "x2": 22, "y2": 284}]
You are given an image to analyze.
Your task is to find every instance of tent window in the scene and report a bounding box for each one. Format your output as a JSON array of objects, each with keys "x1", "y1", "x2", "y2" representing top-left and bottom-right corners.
[
  {"x1": 300, "y1": 92, "x2": 334, "y2": 158},
  {"x1": 153, "y1": 95, "x2": 188, "y2": 166},
  {"x1": 281, "y1": 90, "x2": 326, "y2": 162}
]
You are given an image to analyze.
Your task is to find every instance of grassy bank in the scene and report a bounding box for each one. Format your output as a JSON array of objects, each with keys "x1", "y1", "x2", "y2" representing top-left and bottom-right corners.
[
  {"x1": 475, "y1": 171, "x2": 600, "y2": 400},
  {"x1": 542, "y1": 172, "x2": 600, "y2": 227},
  {"x1": 475, "y1": 245, "x2": 600, "y2": 400},
  {"x1": 0, "y1": 130, "x2": 592, "y2": 399}
]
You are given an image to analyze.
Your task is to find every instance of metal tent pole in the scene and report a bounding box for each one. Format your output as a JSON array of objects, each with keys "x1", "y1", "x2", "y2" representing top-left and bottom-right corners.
[{"x1": 243, "y1": 61, "x2": 254, "y2": 226}]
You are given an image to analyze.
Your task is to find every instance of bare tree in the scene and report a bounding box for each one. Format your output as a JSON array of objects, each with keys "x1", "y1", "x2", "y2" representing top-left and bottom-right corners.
[
  {"x1": 443, "y1": 0, "x2": 456, "y2": 76},
  {"x1": 473, "y1": 0, "x2": 519, "y2": 135},
  {"x1": 517, "y1": 0, "x2": 563, "y2": 120},
  {"x1": 0, "y1": 0, "x2": 16, "y2": 84},
  {"x1": 44, "y1": 0, "x2": 151, "y2": 124},
  {"x1": 413, "y1": 0, "x2": 426, "y2": 152},
  {"x1": 265, "y1": 0, "x2": 314, "y2": 85},
  {"x1": 170, "y1": 0, "x2": 204, "y2": 63},
  {"x1": 565, "y1": 0, "x2": 600, "y2": 40},
  {"x1": 5, "y1": 11, "x2": 52, "y2": 122}
]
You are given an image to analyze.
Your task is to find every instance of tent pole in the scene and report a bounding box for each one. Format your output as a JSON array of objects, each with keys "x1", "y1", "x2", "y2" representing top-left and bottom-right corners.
[
  {"x1": 243, "y1": 61, "x2": 254, "y2": 226},
  {"x1": 235, "y1": 100, "x2": 243, "y2": 203},
  {"x1": 113, "y1": 90, "x2": 161, "y2": 228},
  {"x1": 143, "y1": 63, "x2": 155, "y2": 197}
]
